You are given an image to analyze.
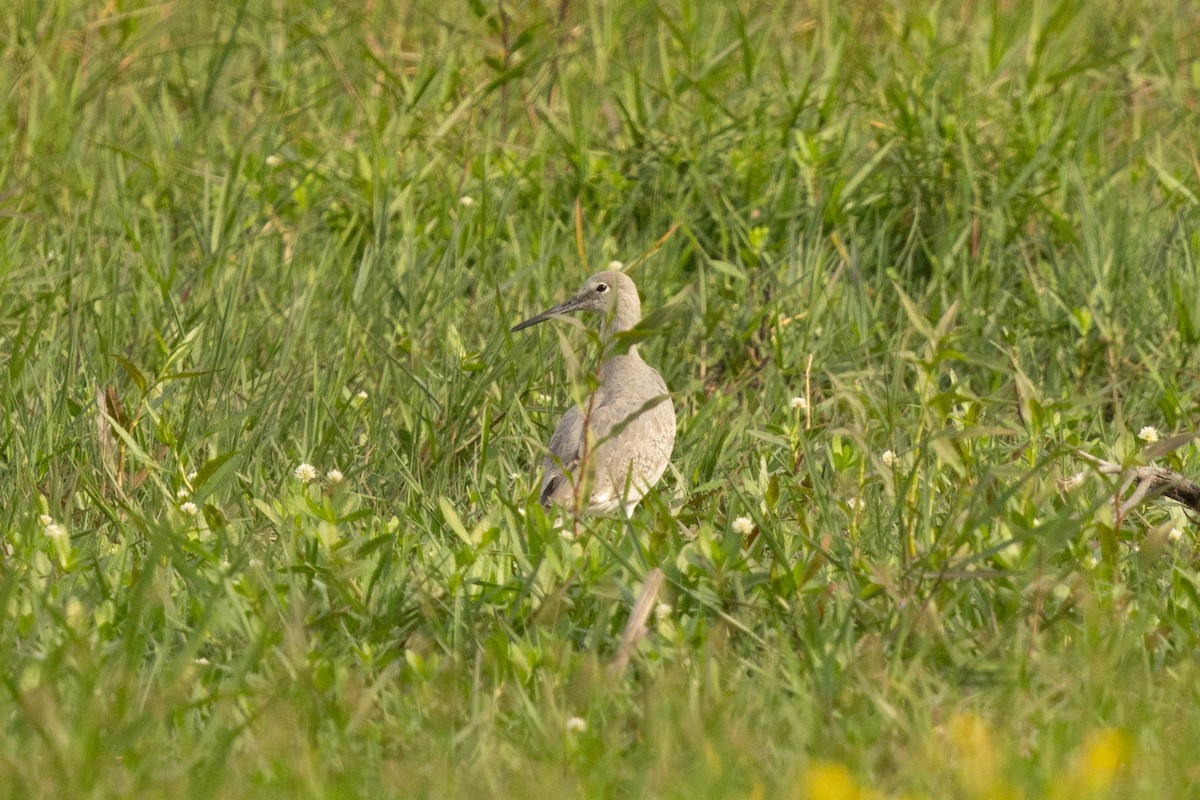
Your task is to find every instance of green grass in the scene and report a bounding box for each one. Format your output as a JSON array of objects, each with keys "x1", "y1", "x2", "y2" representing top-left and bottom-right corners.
[{"x1": 2, "y1": 0, "x2": 1200, "y2": 796}]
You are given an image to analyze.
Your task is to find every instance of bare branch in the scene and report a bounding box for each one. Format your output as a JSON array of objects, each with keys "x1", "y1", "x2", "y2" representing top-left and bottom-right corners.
[
  {"x1": 1062, "y1": 451, "x2": 1200, "y2": 517},
  {"x1": 609, "y1": 568, "x2": 664, "y2": 678}
]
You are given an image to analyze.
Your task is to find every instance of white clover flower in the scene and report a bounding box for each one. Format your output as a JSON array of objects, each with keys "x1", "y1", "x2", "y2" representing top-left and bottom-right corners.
[
  {"x1": 459, "y1": 195, "x2": 475, "y2": 207},
  {"x1": 326, "y1": 469, "x2": 345, "y2": 486},
  {"x1": 186, "y1": 471, "x2": 197, "y2": 485},
  {"x1": 881, "y1": 450, "x2": 896, "y2": 468},
  {"x1": 176, "y1": 487, "x2": 191, "y2": 500},
  {"x1": 1138, "y1": 426, "x2": 1160, "y2": 444},
  {"x1": 559, "y1": 527, "x2": 575, "y2": 541},
  {"x1": 607, "y1": 260, "x2": 624, "y2": 270},
  {"x1": 1168, "y1": 528, "x2": 1183, "y2": 543},
  {"x1": 44, "y1": 522, "x2": 68, "y2": 543},
  {"x1": 356, "y1": 390, "x2": 369, "y2": 402},
  {"x1": 65, "y1": 598, "x2": 85, "y2": 628},
  {"x1": 732, "y1": 516, "x2": 754, "y2": 536},
  {"x1": 294, "y1": 463, "x2": 318, "y2": 483},
  {"x1": 38, "y1": 514, "x2": 54, "y2": 527},
  {"x1": 654, "y1": 602, "x2": 672, "y2": 621},
  {"x1": 180, "y1": 502, "x2": 199, "y2": 516},
  {"x1": 535, "y1": 392, "x2": 553, "y2": 406},
  {"x1": 790, "y1": 396, "x2": 808, "y2": 411},
  {"x1": 565, "y1": 716, "x2": 587, "y2": 733}
]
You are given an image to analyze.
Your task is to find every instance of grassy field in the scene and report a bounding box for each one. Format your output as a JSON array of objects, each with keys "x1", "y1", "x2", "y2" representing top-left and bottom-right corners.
[{"x1": 3, "y1": 0, "x2": 1200, "y2": 796}]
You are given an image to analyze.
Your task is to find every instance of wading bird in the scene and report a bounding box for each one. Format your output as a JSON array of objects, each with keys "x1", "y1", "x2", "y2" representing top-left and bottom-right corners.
[{"x1": 511, "y1": 271, "x2": 675, "y2": 516}]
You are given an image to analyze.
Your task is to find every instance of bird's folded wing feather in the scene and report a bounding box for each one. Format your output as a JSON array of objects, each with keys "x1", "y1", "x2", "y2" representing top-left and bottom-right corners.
[
  {"x1": 540, "y1": 404, "x2": 583, "y2": 507},
  {"x1": 540, "y1": 389, "x2": 673, "y2": 508}
]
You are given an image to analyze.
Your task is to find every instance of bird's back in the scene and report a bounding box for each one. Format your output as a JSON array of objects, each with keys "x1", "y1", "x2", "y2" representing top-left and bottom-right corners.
[{"x1": 539, "y1": 355, "x2": 675, "y2": 514}]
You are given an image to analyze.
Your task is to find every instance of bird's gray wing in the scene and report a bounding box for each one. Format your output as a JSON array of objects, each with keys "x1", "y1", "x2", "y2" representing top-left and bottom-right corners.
[
  {"x1": 540, "y1": 404, "x2": 583, "y2": 508},
  {"x1": 587, "y1": 390, "x2": 674, "y2": 503},
  {"x1": 539, "y1": 381, "x2": 675, "y2": 511}
]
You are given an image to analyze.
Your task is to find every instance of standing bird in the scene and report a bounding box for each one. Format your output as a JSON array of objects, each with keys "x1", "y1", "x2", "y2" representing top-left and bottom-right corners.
[{"x1": 511, "y1": 271, "x2": 676, "y2": 516}]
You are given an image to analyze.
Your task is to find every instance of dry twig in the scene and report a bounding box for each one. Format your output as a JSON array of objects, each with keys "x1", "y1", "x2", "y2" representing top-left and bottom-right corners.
[
  {"x1": 609, "y1": 568, "x2": 664, "y2": 678},
  {"x1": 1062, "y1": 434, "x2": 1200, "y2": 518}
]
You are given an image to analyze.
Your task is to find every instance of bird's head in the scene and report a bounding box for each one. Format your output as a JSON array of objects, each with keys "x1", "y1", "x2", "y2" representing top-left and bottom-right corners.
[{"x1": 511, "y1": 270, "x2": 641, "y2": 334}]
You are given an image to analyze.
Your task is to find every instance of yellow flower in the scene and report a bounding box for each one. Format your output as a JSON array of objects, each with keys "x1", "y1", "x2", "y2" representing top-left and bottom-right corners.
[
  {"x1": 1053, "y1": 728, "x2": 1130, "y2": 798},
  {"x1": 1079, "y1": 729, "x2": 1129, "y2": 791},
  {"x1": 802, "y1": 762, "x2": 875, "y2": 800},
  {"x1": 946, "y1": 713, "x2": 1004, "y2": 797}
]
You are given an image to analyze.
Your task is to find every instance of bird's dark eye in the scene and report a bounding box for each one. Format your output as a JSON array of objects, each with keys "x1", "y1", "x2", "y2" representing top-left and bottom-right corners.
[{"x1": 595, "y1": 283, "x2": 608, "y2": 293}]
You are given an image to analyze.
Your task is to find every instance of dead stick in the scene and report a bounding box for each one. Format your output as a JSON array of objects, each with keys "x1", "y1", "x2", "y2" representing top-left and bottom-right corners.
[
  {"x1": 1062, "y1": 455, "x2": 1200, "y2": 516},
  {"x1": 609, "y1": 568, "x2": 664, "y2": 678}
]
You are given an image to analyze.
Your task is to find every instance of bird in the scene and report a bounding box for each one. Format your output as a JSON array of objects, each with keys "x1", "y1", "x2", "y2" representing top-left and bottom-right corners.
[{"x1": 511, "y1": 270, "x2": 676, "y2": 516}]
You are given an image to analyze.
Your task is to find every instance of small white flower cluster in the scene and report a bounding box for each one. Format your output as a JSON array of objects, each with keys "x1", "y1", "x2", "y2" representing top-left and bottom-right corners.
[
  {"x1": 176, "y1": 470, "x2": 202, "y2": 515},
  {"x1": 732, "y1": 516, "x2": 754, "y2": 536},
  {"x1": 565, "y1": 716, "x2": 587, "y2": 734},
  {"x1": 1138, "y1": 426, "x2": 1160, "y2": 444},
  {"x1": 790, "y1": 396, "x2": 808, "y2": 411},
  {"x1": 39, "y1": 514, "x2": 68, "y2": 543},
  {"x1": 294, "y1": 463, "x2": 319, "y2": 483},
  {"x1": 294, "y1": 463, "x2": 347, "y2": 487},
  {"x1": 38, "y1": 514, "x2": 71, "y2": 567},
  {"x1": 881, "y1": 449, "x2": 896, "y2": 468},
  {"x1": 607, "y1": 260, "x2": 624, "y2": 271},
  {"x1": 65, "y1": 598, "x2": 86, "y2": 629}
]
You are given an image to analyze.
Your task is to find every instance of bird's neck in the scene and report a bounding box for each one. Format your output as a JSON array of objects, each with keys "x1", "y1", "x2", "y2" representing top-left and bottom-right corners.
[
  {"x1": 598, "y1": 346, "x2": 642, "y2": 380},
  {"x1": 599, "y1": 307, "x2": 638, "y2": 342},
  {"x1": 597, "y1": 300, "x2": 642, "y2": 371}
]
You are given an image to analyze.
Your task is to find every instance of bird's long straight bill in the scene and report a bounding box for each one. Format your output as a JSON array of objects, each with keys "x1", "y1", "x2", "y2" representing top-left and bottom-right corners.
[{"x1": 511, "y1": 296, "x2": 584, "y2": 333}]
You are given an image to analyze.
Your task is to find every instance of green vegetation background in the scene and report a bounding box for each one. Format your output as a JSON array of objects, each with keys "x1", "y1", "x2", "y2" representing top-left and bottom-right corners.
[{"x1": 2, "y1": 0, "x2": 1199, "y2": 797}]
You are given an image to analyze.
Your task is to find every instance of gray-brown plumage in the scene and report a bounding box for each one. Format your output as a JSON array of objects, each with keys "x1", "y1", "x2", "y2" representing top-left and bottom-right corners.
[{"x1": 511, "y1": 271, "x2": 675, "y2": 515}]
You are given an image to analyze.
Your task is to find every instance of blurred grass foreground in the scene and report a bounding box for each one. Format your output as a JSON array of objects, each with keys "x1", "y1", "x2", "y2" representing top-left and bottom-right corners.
[{"x1": 2, "y1": 0, "x2": 1200, "y2": 797}]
